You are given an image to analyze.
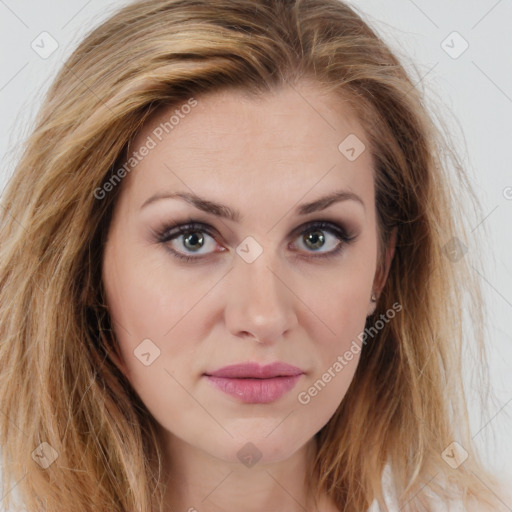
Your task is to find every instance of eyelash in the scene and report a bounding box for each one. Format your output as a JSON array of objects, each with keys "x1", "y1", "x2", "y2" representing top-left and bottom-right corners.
[{"x1": 154, "y1": 220, "x2": 357, "y2": 263}]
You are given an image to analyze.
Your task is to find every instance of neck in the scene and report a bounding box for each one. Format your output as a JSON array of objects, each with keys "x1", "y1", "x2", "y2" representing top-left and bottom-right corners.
[{"x1": 158, "y1": 432, "x2": 334, "y2": 512}]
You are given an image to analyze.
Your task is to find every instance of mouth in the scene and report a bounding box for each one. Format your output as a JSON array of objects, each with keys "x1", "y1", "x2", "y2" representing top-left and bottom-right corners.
[
  {"x1": 204, "y1": 361, "x2": 304, "y2": 379},
  {"x1": 204, "y1": 374, "x2": 303, "y2": 403},
  {"x1": 203, "y1": 361, "x2": 305, "y2": 403}
]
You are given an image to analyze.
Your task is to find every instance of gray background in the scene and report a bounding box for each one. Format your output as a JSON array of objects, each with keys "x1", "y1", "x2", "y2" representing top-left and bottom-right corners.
[{"x1": 1, "y1": 0, "x2": 511, "y2": 508}]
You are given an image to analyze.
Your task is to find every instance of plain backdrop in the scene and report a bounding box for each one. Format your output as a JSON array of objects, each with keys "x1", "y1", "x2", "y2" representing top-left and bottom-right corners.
[{"x1": 0, "y1": 0, "x2": 511, "y2": 508}]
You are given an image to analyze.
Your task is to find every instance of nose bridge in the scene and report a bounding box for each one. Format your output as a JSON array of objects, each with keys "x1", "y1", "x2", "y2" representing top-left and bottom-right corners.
[
  {"x1": 225, "y1": 240, "x2": 297, "y2": 342},
  {"x1": 241, "y1": 249, "x2": 281, "y2": 302}
]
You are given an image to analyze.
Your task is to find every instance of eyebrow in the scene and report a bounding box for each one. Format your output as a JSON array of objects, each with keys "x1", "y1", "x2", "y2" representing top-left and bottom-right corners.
[{"x1": 140, "y1": 189, "x2": 365, "y2": 221}]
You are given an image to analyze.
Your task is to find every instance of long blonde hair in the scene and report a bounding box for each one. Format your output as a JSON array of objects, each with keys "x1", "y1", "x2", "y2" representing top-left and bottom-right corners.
[{"x1": 0, "y1": 0, "x2": 504, "y2": 510}]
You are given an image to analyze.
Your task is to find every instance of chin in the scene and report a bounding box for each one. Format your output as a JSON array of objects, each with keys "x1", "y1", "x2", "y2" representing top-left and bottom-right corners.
[{"x1": 194, "y1": 426, "x2": 313, "y2": 467}]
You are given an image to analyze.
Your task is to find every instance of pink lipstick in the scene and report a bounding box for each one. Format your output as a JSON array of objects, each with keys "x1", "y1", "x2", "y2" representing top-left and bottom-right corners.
[{"x1": 204, "y1": 362, "x2": 304, "y2": 403}]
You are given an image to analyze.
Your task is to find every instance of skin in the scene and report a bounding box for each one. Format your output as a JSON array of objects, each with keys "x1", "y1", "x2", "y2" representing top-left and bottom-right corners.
[{"x1": 102, "y1": 80, "x2": 396, "y2": 512}]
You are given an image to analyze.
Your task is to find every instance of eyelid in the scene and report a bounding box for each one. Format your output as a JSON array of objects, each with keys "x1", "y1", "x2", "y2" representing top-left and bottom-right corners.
[
  {"x1": 155, "y1": 218, "x2": 354, "y2": 243},
  {"x1": 154, "y1": 217, "x2": 358, "y2": 263}
]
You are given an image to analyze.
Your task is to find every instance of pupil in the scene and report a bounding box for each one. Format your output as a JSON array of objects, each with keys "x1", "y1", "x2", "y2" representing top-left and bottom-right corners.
[
  {"x1": 306, "y1": 231, "x2": 324, "y2": 250},
  {"x1": 184, "y1": 232, "x2": 204, "y2": 251}
]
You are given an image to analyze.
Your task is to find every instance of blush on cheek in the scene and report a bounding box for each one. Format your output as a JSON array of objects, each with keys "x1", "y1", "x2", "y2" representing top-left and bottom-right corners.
[{"x1": 326, "y1": 291, "x2": 370, "y2": 337}]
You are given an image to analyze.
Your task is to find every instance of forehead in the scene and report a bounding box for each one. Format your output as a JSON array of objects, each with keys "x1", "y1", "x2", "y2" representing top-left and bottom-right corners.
[
  {"x1": 121, "y1": 83, "x2": 374, "y2": 215},
  {"x1": 133, "y1": 83, "x2": 366, "y2": 154}
]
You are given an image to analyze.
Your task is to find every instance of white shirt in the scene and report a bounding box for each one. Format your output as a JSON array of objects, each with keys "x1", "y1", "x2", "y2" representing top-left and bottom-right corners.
[{"x1": 366, "y1": 463, "x2": 466, "y2": 512}]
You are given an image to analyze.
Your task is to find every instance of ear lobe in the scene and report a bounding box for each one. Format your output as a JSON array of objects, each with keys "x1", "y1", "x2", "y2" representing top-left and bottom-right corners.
[{"x1": 367, "y1": 300, "x2": 377, "y2": 317}]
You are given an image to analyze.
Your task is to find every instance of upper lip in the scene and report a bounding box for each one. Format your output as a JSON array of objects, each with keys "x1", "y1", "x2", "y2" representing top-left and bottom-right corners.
[{"x1": 204, "y1": 362, "x2": 304, "y2": 379}]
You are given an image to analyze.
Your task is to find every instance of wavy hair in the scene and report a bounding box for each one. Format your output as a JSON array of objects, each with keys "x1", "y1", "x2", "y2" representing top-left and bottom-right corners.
[{"x1": 0, "y1": 0, "x2": 504, "y2": 510}]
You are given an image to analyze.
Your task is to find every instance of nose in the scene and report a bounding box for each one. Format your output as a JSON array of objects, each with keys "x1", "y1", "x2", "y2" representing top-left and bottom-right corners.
[{"x1": 223, "y1": 248, "x2": 298, "y2": 345}]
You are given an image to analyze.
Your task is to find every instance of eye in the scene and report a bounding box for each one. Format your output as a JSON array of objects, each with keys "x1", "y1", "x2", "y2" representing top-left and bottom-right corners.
[
  {"x1": 155, "y1": 222, "x2": 222, "y2": 262},
  {"x1": 154, "y1": 220, "x2": 357, "y2": 263},
  {"x1": 289, "y1": 221, "x2": 357, "y2": 260}
]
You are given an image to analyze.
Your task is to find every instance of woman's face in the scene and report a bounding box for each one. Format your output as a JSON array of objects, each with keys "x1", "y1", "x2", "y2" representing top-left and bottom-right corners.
[{"x1": 102, "y1": 82, "x2": 393, "y2": 466}]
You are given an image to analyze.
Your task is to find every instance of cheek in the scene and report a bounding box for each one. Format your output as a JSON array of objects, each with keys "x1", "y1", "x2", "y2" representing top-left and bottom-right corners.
[
  {"x1": 102, "y1": 246, "x2": 219, "y2": 411},
  {"x1": 304, "y1": 261, "x2": 375, "y2": 348},
  {"x1": 104, "y1": 269, "x2": 201, "y2": 426},
  {"x1": 296, "y1": 248, "x2": 375, "y2": 400},
  {"x1": 294, "y1": 283, "x2": 367, "y2": 418},
  {"x1": 103, "y1": 239, "x2": 202, "y2": 346}
]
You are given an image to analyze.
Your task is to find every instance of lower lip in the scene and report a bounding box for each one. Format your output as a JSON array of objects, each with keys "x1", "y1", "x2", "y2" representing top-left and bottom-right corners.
[{"x1": 205, "y1": 374, "x2": 303, "y2": 403}]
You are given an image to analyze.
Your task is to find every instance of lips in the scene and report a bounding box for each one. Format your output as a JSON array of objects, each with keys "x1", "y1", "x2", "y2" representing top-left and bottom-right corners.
[
  {"x1": 204, "y1": 361, "x2": 304, "y2": 379},
  {"x1": 203, "y1": 362, "x2": 305, "y2": 404}
]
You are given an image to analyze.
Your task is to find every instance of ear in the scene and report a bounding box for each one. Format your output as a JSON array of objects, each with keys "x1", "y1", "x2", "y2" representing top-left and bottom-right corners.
[{"x1": 368, "y1": 226, "x2": 397, "y2": 316}]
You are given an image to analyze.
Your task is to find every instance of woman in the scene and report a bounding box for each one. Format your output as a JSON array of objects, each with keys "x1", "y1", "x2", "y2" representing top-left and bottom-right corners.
[{"x1": 0, "y1": 0, "x2": 508, "y2": 510}]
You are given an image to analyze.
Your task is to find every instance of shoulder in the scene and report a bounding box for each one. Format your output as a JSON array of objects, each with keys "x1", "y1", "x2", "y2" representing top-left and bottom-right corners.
[{"x1": 369, "y1": 465, "x2": 512, "y2": 512}]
